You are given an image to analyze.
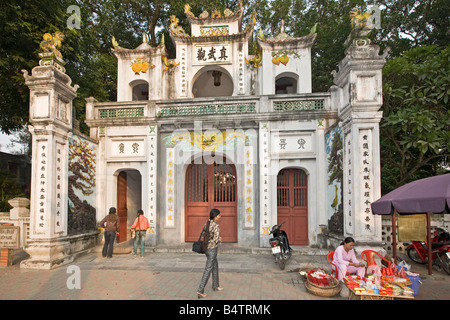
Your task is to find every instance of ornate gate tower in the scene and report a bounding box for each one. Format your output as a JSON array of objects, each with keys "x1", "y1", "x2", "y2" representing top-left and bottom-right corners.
[
  {"x1": 21, "y1": 33, "x2": 88, "y2": 269},
  {"x1": 331, "y1": 25, "x2": 390, "y2": 248}
]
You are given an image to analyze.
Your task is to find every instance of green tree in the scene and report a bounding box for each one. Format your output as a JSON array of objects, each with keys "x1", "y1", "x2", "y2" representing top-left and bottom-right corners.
[
  {"x1": 0, "y1": 0, "x2": 70, "y2": 134},
  {"x1": 380, "y1": 45, "x2": 450, "y2": 192},
  {"x1": 0, "y1": 169, "x2": 24, "y2": 211}
]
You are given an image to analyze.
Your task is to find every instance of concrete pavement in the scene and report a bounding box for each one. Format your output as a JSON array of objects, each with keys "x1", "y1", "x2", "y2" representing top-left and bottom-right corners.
[{"x1": 0, "y1": 244, "x2": 449, "y2": 301}]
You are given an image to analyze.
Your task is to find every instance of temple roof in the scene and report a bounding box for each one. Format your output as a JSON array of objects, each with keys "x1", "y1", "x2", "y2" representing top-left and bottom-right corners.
[
  {"x1": 111, "y1": 33, "x2": 160, "y2": 56},
  {"x1": 169, "y1": 4, "x2": 256, "y2": 43},
  {"x1": 184, "y1": 2, "x2": 243, "y2": 25},
  {"x1": 258, "y1": 20, "x2": 317, "y2": 48}
]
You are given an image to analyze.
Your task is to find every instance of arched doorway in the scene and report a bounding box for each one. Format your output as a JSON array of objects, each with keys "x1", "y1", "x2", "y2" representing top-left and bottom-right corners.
[
  {"x1": 191, "y1": 66, "x2": 233, "y2": 98},
  {"x1": 116, "y1": 169, "x2": 142, "y2": 242},
  {"x1": 275, "y1": 72, "x2": 298, "y2": 94},
  {"x1": 130, "y1": 80, "x2": 149, "y2": 101},
  {"x1": 277, "y1": 168, "x2": 308, "y2": 245},
  {"x1": 185, "y1": 158, "x2": 237, "y2": 242}
]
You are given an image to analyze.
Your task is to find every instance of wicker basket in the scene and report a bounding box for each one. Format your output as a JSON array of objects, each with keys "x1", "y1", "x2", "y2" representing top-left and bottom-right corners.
[{"x1": 305, "y1": 279, "x2": 342, "y2": 297}]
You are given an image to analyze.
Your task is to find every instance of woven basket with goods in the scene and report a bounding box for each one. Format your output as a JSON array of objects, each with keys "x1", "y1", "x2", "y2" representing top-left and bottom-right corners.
[{"x1": 304, "y1": 269, "x2": 341, "y2": 297}]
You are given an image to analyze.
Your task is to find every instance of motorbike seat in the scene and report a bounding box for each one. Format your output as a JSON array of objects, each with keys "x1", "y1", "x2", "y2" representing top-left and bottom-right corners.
[{"x1": 431, "y1": 241, "x2": 450, "y2": 249}]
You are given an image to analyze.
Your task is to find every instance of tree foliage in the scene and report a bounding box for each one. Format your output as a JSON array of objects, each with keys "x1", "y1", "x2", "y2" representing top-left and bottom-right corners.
[{"x1": 380, "y1": 45, "x2": 450, "y2": 192}]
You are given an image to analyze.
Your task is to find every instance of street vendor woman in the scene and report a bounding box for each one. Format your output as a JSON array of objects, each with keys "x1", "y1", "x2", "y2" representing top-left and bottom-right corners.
[{"x1": 333, "y1": 237, "x2": 366, "y2": 281}]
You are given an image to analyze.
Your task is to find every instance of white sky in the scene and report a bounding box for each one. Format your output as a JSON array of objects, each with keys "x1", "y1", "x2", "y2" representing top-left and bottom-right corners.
[{"x1": 0, "y1": 132, "x2": 20, "y2": 153}]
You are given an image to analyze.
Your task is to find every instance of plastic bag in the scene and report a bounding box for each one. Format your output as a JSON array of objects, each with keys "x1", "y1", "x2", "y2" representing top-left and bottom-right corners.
[{"x1": 397, "y1": 260, "x2": 411, "y2": 272}]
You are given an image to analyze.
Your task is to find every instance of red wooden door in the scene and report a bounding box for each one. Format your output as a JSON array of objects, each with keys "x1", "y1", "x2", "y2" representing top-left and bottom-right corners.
[
  {"x1": 185, "y1": 160, "x2": 237, "y2": 242},
  {"x1": 117, "y1": 171, "x2": 128, "y2": 243},
  {"x1": 277, "y1": 168, "x2": 308, "y2": 245}
]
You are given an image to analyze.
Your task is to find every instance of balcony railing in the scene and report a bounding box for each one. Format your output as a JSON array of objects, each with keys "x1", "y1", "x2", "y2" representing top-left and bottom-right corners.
[
  {"x1": 99, "y1": 107, "x2": 145, "y2": 118},
  {"x1": 157, "y1": 102, "x2": 256, "y2": 117},
  {"x1": 273, "y1": 99, "x2": 324, "y2": 111},
  {"x1": 88, "y1": 93, "x2": 331, "y2": 121}
]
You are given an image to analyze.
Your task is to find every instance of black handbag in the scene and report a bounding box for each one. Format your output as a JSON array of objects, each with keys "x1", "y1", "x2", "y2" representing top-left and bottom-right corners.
[{"x1": 192, "y1": 221, "x2": 209, "y2": 254}]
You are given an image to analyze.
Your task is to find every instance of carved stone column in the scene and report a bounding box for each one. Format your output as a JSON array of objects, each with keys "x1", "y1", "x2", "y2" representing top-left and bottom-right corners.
[
  {"x1": 332, "y1": 30, "x2": 389, "y2": 248},
  {"x1": 20, "y1": 49, "x2": 79, "y2": 269}
]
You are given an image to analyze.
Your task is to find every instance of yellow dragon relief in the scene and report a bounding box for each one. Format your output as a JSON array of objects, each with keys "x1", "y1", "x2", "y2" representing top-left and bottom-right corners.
[
  {"x1": 160, "y1": 34, "x2": 180, "y2": 73},
  {"x1": 184, "y1": 3, "x2": 195, "y2": 18},
  {"x1": 40, "y1": 31, "x2": 65, "y2": 58},
  {"x1": 170, "y1": 15, "x2": 189, "y2": 37},
  {"x1": 170, "y1": 130, "x2": 249, "y2": 151},
  {"x1": 350, "y1": 8, "x2": 372, "y2": 30},
  {"x1": 245, "y1": 46, "x2": 262, "y2": 68}
]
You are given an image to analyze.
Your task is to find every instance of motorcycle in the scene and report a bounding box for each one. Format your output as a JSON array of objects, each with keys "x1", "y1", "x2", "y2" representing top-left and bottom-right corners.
[
  {"x1": 406, "y1": 227, "x2": 450, "y2": 275},
  {"x1": 269, "y1": 221, "x2": 292, "y2": 270}
]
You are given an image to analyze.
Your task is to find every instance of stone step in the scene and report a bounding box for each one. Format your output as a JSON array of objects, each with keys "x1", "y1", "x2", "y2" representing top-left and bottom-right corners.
[{"x1": 95, "y1": 242, "x2": 329, "y2": 256}]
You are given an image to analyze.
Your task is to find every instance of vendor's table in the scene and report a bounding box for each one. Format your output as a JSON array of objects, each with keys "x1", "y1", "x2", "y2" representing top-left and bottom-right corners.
[{"x1": 347, "y1": 286, "x2": 414, "y2": 300}]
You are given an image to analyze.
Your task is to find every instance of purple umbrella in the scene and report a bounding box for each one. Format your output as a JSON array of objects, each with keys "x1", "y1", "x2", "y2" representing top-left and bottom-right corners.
[
  {"x1": 371, "y1": 173, "x2": 450, "y2": 215},
  {"x1": 371, "y1": 173, "x2": 450, "y2": 275}
]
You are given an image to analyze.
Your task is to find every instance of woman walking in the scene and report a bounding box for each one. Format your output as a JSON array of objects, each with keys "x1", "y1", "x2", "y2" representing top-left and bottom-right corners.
[
  {"x1": 131, "y1": 209, "x2": 149, "y2": 258},
  {"x1": 197, "y1": 209, "x2": 223, "y2": 298}
]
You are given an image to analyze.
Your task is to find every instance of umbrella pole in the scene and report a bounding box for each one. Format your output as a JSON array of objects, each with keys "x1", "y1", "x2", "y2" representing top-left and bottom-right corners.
[
  {"x1": 392, "y1": 210, "x2": 397, "y2": 264},
  {"x1": 427, "y1": 212, "x2": 432, "y2": 275}
]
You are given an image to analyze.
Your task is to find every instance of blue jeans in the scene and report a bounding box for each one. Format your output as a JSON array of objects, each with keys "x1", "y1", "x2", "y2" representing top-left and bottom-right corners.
[
  {"x1": 197, "y1": 248, "x2": 219, "y2": 293},
  {"x1": 102, "y1": 230, "x2": 116, "y2": 258},
  {"x1": 133, "y1": 231, "x2": 146, "y2": 257}
]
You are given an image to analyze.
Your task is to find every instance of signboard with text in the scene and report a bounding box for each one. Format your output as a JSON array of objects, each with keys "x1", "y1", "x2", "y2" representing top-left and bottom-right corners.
[
  {"x1": 193, "y1": 43, "x2": 232, "y2": 65},
  {"x1": 0, "y1": 226, "x2": 20, "y2": 249}
]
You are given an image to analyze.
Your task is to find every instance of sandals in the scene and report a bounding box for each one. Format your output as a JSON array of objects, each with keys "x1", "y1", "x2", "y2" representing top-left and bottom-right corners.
[{"x1": 197, "y1": 287, "x2": 223, "y2": 298}]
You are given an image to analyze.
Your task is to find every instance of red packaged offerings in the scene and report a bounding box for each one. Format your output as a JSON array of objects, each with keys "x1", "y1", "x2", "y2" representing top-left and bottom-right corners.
[{"x1": 307, "y1": 270, "x2": 335, "y2": 287}]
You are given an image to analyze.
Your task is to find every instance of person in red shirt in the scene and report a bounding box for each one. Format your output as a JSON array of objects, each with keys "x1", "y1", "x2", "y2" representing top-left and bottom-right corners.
[{"x1": 131, "y1": 209, "x2": 150, "y2": 258}]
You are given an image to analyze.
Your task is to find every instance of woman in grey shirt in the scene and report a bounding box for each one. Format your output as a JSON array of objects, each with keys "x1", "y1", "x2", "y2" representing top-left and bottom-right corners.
[{"x1": 197, "y1": 208, "x2": 223, "y2": 298}]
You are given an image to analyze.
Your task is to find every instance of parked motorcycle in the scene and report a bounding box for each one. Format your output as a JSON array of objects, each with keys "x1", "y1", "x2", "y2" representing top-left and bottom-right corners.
[
  {"x1": 269, "y1": 222, "x2": 292, "y2": 270},
  {"x1": 406, "y1": 227, "x2": 450, "y2": 274}
]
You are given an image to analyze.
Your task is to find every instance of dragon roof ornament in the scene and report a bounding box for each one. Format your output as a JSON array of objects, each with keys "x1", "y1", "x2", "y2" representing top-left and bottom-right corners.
[{"x1": 184, "y1": 1, "x2": 243, "y2": 22}]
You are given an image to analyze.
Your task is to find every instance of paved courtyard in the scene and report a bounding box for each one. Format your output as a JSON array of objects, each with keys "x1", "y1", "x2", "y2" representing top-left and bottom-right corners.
[{"x1": 0, "y1": 245, "x2": 449, "y2": 303}]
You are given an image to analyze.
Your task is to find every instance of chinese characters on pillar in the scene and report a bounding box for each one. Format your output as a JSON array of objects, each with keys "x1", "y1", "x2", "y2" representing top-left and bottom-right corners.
[
  {"x1": 166, "y1": 148, "x2": 175, "y2": 227},
  {"x1": 37, "y1": 142, "x2": 48, "y2": 232},
  {"x1": 54, "y1": 143, "x2": 64, "y2": 233},
  {"x1": 148, "y1": 126, "x2": 157, "y2": 234},
  {"x1": 345, "y1": 135, "x2": 353, "y2": 232},
  {"x1": 259, "y1": 123, "x2": 271, "y2": 236},
  {"x1": 244, "y1": 146, "x2": 254, "y2": 228},
  {"x1": 360, "y1": 130, "x2": 374, "y2": 235},
  {"x1": 193, "y1": 44, "x2": 231, "y2": 65}
]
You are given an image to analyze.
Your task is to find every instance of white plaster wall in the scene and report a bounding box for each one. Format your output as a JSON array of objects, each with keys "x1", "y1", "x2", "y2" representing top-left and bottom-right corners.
[{"x1": 96, "y1": 126, "x2": 150, "y2": 227}]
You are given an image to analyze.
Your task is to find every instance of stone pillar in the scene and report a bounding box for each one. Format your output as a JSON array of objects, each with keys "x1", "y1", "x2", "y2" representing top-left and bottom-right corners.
[
  {"x1": 7, "y1": 197, "x2": 30, "y2": 248},
  {"x1": 20, "y1": 49, "x2": 79, "y2": 269},
  {"x1": 332, "y1": 30, "x2": 389, "y2": 249}
]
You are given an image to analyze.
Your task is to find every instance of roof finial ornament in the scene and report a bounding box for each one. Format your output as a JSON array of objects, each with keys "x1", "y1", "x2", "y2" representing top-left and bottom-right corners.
[{"x1": 274, "y1": 20, "x2": 290, "y2": 41}]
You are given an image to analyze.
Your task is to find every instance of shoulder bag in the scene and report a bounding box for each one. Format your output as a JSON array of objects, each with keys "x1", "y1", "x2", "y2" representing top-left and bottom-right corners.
[{"x1": 192, "y1": 220, "x2": 210, "y2": 254}]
